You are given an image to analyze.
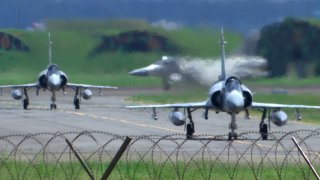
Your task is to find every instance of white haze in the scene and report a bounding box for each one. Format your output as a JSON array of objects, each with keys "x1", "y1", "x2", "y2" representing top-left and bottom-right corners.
[{"x1": 177, "y1": 56, "x2": 268, "y2": 86}]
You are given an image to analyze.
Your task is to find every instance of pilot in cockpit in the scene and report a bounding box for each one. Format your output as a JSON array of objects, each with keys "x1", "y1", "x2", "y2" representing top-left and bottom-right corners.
[{"x1": 225, "y1": 77, "x2": 241, "y2": 92}]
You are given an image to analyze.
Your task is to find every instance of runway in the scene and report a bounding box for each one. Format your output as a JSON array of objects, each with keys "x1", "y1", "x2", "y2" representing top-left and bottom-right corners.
[
  {"x1": 0, "y1": 87, "x2": 320, "y2": 160},
  {"x1": 0, "y1": 87, "x2": 319, "y2": 137},
  {"x1": 0, "y1": 89, "x2": 320, "y2": 135}
]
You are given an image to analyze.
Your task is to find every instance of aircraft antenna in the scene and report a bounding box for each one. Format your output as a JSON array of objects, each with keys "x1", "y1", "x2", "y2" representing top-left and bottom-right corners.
[
  {"x1": 220, "y1": 28, "x2": 227, "y2": 81},
  {"x1": 48, "y1": 32, "x2": 53, "y2": 65}
]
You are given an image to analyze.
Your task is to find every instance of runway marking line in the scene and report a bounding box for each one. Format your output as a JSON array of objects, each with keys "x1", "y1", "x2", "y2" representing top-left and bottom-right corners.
[
  {"x1": 62, "y1": 110, "x2": 278, "y2": 147},
  {"x1": 64, "y1": 110, "x2": 183, "y2": 133},
  {"x1": 0, "y1": 101, "x2": 298, "y2": 148},
  {"x1": 234, "y1": 140, "x2": 272, "y2": 148}
]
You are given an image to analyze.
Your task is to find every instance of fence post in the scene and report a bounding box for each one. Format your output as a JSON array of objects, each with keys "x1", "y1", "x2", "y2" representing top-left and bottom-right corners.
[
  {"x1": 100, "y1": 136, "x2": 132, "y2": 180},
  {"x1": 292, "y1": 136, "x2": 320, "y2": 179},
  {"x1": 66, "y1": 139, "x2": 95, "y2": 180}
]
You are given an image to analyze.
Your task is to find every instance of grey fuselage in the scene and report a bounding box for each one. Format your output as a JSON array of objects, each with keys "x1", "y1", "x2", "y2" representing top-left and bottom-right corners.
[
  {"x1": 38, "y1": 64, "x2": 67, "y2": 91},
  {"x1": 128, "y1": 56, "x2": 181, "y2": 90}
]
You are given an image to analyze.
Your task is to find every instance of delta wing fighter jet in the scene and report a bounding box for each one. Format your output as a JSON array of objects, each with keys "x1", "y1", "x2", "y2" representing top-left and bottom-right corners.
[
  {"x1": 127, "y1": 28, "x2": 320, "y2": 140},
  {"x1": 129, "y1": 56, "x2": 181, "y2": 90},
  {"x1": 0, "y1": 33, "x2": 117, "y2": 110},
  {"x1": 129, "y1": 54, "x2": 268, "y2": 90}
]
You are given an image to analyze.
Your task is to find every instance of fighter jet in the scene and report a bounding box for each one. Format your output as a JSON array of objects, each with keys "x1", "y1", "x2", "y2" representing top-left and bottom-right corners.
[
  {"x1": 127, "y1": 28, "x2": 320, "y2": 140},
  {"x1": 0, "y1": 33, "x2": 117, "y2": 110},
  {"x1": 129, "y1": 53, "x2": 268, "y2": 90},
  {"x1": 129, "y1": 56, "x2": 182, "y2": 90}
]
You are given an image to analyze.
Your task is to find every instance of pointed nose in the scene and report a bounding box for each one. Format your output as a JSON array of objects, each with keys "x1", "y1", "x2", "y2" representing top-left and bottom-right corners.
[
  {"x1": 129, "y1": 68, "x2": 149, "y2": 76},
  {"x1": 225, "y1": 90, "x2": 244, "y2": 113},
  {"x1": 129, "y1": 64, "x2": 163, "y2": 76},
  {"x1": 48, "y1": 74, "x2": 61, "y2": 90}
]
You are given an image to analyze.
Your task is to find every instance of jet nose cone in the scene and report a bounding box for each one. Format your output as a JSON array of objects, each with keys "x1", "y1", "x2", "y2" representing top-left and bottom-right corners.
[
  {"x1": 48, "y1": 74, "x2": 61, "y2": 90},
  {"x1": 129, "y1": 68, "x2": 149, "y2": 76},
  {"x1": 225, "y1": 91, "x2": 244, "y2": 113}
]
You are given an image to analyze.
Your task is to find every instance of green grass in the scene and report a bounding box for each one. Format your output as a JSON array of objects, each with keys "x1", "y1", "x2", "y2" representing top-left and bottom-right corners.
[
  {"x1": 0, "y1": 160, "x2": 318, "y2": 179},
  {"x1": 128, "y1": 85, "x2": 208, "y2": 104},
  {"x1": 0, "y1": 71, "x2": 162, "y2": 87},
  {"x1": 244, "y1": 76, "x2": 320, "y2": 88},
  {"x1": 0, "y1": 19, "x2": 242, "y2": 87}
]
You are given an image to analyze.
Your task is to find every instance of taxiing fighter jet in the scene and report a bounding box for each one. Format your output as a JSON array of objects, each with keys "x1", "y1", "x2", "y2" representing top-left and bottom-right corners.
[
  {"x1": 127, "y1": 28, "x2": 320, "y2": 140},
  {"x1": 0, "y1": 33, "x2": 117, "y2": 110}
]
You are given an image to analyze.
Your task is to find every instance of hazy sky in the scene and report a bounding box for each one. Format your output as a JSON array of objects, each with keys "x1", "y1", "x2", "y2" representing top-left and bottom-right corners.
[{"x1": 1, "y1": 0, "x2": 319, "y2": 33}]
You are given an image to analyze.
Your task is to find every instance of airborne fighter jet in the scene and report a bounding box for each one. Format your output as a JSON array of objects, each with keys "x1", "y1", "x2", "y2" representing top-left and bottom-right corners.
[
  {"x1": 127, "y1": 28, "x2": 320, "y2": 140},
  {"x1": 129, "y1": 56, "x2": 182, "y2": 90},
  {"x1": 129, "y1": 53, "x2": 268, "y2": 90},
  {"x1": 0, "y1": 33, "x2": 117, "y2": 110}
]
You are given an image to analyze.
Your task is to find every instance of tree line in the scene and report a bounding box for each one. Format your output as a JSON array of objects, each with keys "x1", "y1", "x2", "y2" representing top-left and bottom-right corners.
[{"x1": 256, "y1": 18, "x2": 320, "y2": 78}]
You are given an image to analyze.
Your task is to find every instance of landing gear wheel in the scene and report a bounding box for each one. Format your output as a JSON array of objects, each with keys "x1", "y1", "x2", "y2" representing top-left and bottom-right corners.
[
  {"x1": 50, "y1": 104, "x2": 57, "y2": 110},
  {"x1": 228, "y1": 132, "x2": 238, "y2": 140},
  {"x1": 186, "y1": 124, "x2": 194, "y2": 139},
  {"x1": 23, "y1": 99, "x2": 29, "y2": 110},
  {"x1": 74, "y1": 98, "x2": 80, "y2": 109},
  {"x1": 260, "y1": 123, "x2": 268, "y2": 140},
  {"x1": 234, "y1": 133, "x2": 238, "y2": 140},
  {"x1": 228, "y1": 132, "x2": 232, "y2": 141}
]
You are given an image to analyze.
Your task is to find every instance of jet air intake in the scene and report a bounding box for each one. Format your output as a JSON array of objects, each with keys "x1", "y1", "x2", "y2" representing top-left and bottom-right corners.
[
  {"x1": 169, "y1": 110, "x2": 186, "y2": 126},
  {"x1": 210, "y1": 91, "x2": 222, "y2": 109},
  {"x1": 243, "y1": 90, "x2": 252, "y2": 108},
  {"x1": 38, "y1": 75, "x2": 47, "y2": 88}
]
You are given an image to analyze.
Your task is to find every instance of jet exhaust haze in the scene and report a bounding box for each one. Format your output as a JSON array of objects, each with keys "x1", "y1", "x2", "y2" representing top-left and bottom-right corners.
[{"x1": 177, "y1": 56, "x2": 268, "y2": 86}]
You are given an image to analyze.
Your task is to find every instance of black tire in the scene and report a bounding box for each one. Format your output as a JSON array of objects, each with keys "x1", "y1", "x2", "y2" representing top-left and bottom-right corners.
[
  {"x1": 228, "y1": 132, "x2": 232, "y2": 141},
  {"x1": 23, "y1": 99, "x2": 28, "y2": 110},
  {"x1": 234, "y1": 133, "x2": 238, "y2": 140},
  {"x1": 74, "y1": 98, "x2": 80, "y2": 109},
  {"x1": 261, "y1": 123, "x2": 268, "y2": 140},
  {"x1": 186, "y1": 124, "x2": 193, "y2": 139}
]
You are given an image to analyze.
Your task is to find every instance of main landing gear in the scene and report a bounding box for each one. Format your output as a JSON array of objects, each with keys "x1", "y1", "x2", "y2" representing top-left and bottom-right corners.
[
  {"x1": 73, "y1": 87, "x2": 80, "y2": 109},
  {"x1": 23, "y1": 88, "x2": 29, "y2": 110},
  {"x1": 152, "y1": 108, "x2": 158, "y2": 120},
  {"x1": 186, "y1": 108, "x2": 195, "y2": 139},
  {"x1": 228, "y1": 114, "x2": 238, "y2": 140},
  {"x1": 259, "y1": 108, "x2": 268, "y2": 140},
  {"x1": 50, "y1": 91, "x2": 57, "y2": 110},
  {"x1": 162, "y1": 78, "x2": 170, "y2": 91}
]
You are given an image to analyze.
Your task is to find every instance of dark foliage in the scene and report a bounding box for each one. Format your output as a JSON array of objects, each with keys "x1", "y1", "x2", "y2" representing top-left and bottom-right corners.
[
  {"x1": 89, "y1": 30, "x2": 180, "y2": 57},
  {"x1": 0, "y1": 32, "x2": 30, "y2": 52},
  {"x1": 256, "y1": 18, "x2": 320, "y2": 77}
]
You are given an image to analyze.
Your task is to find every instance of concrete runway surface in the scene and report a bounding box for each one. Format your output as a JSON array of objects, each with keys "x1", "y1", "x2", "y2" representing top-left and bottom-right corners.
[{"x1": 0, "y1": 87, "x2": 319, "y2": 154}]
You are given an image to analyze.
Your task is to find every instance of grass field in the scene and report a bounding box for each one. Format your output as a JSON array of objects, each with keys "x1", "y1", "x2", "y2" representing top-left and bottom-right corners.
[
  {"x1": 0, "y1": 19, "x2": 242, "y2": 86},
  {"x1": 1, "y1": 160, "x2": 318, "y2": 179}
]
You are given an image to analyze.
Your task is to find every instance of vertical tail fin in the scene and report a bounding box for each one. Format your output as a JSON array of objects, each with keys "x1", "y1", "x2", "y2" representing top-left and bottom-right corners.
[
  {"x1": 220, "y1": 28, "x2": 227, "y2": 81},
  {"x1": 48, "y1": 32, "x2": 53, "y2": 66}
]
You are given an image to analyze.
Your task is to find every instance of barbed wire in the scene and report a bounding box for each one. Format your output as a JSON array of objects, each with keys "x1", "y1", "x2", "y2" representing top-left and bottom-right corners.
[{"x1": 0, "y1": 129, "x2": 320, "y2": 179}]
